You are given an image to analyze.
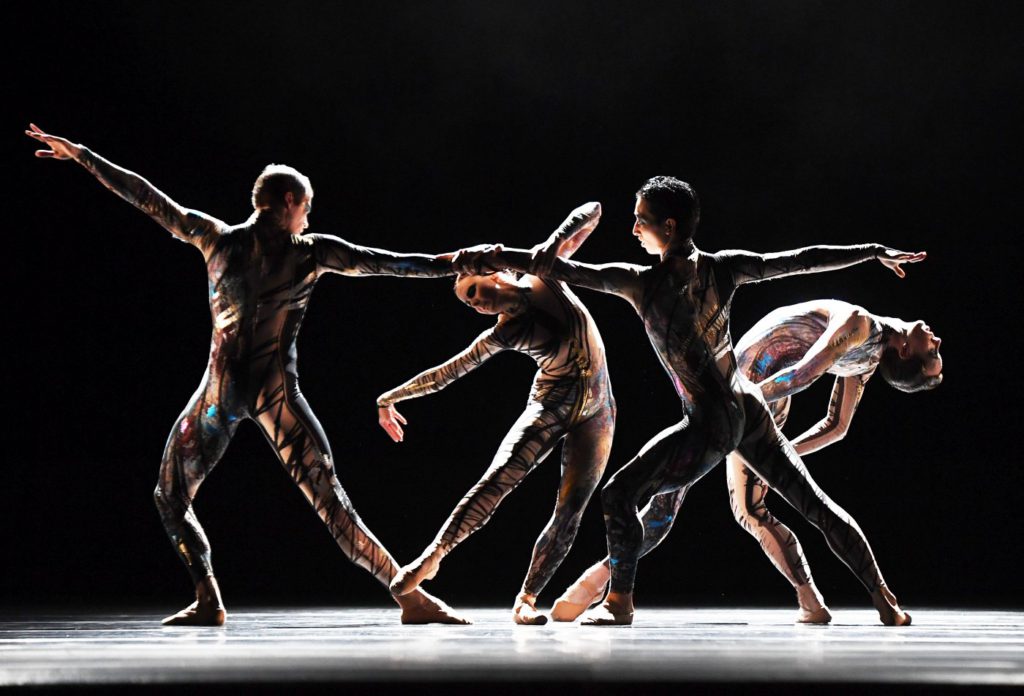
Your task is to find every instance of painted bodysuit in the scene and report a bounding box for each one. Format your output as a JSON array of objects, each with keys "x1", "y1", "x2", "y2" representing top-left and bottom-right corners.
[
  {"x1": 494, "y1": 245, "x2": 897, "y2": 597},
  {"x1": 378, "y1": 275, "x2": 615, "y2": 596},
  {"x1": 622, "y1": 300, "x2": 892, "y2": 597},
  {"x1": 76, "y1": 148, "x2": 453, "y2": 588}
]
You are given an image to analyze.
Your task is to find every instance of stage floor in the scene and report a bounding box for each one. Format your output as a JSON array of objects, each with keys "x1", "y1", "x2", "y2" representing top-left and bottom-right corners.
[{"x1": 1, "y1": 607, "x2": 1021, "y2": 691}]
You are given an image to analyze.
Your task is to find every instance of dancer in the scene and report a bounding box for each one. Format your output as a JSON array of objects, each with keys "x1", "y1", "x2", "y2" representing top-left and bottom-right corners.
[
  {"x1": 26, "y1": 124, "x2": 468, "y2": 626},
  {"x1": 551, "y1": 299, "x2": 942, "y2": 623},
  {"x1": 379, "y1": 203, "x2": 616, "y2": 624},
  {"x1": 457, "y1": 176, "x2": 923, "y2": 626}
]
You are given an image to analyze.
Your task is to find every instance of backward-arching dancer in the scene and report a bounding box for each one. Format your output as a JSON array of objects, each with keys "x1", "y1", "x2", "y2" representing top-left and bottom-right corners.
[
  {"x1": 26, "y1": 124, "x2": 468, "y2": 626},
  {"x1": 550, "y1": 299, "x2": 943, "y2": 623},
  {"x1": 458, "y1": 176, "x2": 923, "y2": 626},
  {"x1": 379, "y1": 204, "x2": 616, "y2": 624}
]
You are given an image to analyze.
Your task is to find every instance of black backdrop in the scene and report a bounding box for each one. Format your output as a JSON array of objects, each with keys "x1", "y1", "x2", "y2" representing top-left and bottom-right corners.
[{"x1": 4, "y1": 1, "x2": 1021, "y2": 612}]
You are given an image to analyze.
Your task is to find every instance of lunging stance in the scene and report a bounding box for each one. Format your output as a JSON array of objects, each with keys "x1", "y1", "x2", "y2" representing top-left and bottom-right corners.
[
  {"x1": 27, "y1": 124, "x2": 468, "y2": 626},
  {"x1": 553, "y1": 299, "x2": 942, "y2": 623},
  {"x1": 379, "y1": 204, "x2": 616, "y2": 624},
  {"x1": 459, "y1": 176, "x2": 924, "y2": 626}
]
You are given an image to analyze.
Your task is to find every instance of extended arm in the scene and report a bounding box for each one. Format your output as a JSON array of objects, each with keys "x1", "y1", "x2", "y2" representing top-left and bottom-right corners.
[
  {"x1": 789, "y1": 374, "x2": 871, "y2": 455},
  {"x1": 721, "y1": 244, "x2": 926, "y2": 286},
  {"x1": 757, "y1": 312, "x2": 872, "y2": 402},
  {"x1": 458, "y1": 246, "x2": 645, "y2": 304},
  {"x1": 314, "y1": 234, "x2": 455, "y2": 278},
  {"x1": 376, "y1": 328, "x2": 506, "y2": 442},
  {"x1": 26, "y1": 124, "x2": 220, "y2": 249},
  {"x1": 529, "y1": 201, "x2": 602, "y2": 274}
]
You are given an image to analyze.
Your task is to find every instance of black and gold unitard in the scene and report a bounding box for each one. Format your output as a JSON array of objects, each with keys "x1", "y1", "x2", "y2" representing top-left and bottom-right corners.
[
  {"x1": 71, "y1": 147, "x2": 454, "y2": 590},
  {"x1": 493, "y1": 245, "x2": 901, "y2": 602},
  {"x1": 379, "y1": 274, "x2": 615, "y2": 597}
]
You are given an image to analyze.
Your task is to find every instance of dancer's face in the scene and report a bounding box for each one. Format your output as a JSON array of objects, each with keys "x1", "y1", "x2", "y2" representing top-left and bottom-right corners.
[
  {"x1": 632, "y1": 197, "x2": 670, "y2": 255},
  {"x1": 455, "y1": 273, "x2": 518, "y2": 314},
  {"x1": 904, "y1": 321, "x2": 943, "y2": 377},
  {"x1": 284, "y1": 192, "x2": 311, "y2": 235}
]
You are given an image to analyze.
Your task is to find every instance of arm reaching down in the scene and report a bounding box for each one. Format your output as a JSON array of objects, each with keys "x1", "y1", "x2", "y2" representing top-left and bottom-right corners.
[
  {"x1": 790, "y1": 374, "x2": 871, "y2": 455},
  {"x1": 376, "y1": 328, "x2": 508, "y2": 442},
  {"x1": 26, "y1": 124, "x2": 223, "y2": 251}
]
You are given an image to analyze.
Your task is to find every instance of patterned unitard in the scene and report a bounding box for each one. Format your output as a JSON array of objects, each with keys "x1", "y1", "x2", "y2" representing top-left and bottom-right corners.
[
  {"x1": 607, "y1": 300, "x2": 894, "y2": 595},
  {"x1": 72, "y1": 147, "x2": 454, "y2": 588},
  {"x1": 378, "y1": 222, "x2": 615, "y2": 597},
  {"x1": 492, "y1": 245, "x2": 899, "y2": 597}
]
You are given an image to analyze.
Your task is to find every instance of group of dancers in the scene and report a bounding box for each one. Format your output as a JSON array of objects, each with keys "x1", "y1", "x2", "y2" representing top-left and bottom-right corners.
[{"x1": 27, "y1": 124, "x2": 942, "y2": 628}]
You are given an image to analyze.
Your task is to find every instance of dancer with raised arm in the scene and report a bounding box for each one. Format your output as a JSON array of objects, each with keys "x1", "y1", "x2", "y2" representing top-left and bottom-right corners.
[
  {"x1": 551, "y1": 299, "x2": 942, "y2": 623},
  {"x1": 457, "y1": 176, "x2": 923, "y2": 626},
  {"x1": 379, "y1": 204, "x2": 616, "y2": 624},
  {"x1": 26, "y1": 124, "x2": 468, "y2": 626}
]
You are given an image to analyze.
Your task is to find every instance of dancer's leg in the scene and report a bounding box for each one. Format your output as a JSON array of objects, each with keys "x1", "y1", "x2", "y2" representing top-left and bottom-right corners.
[
  {"x1": 391, "y1": 400, "x2": 566, "y2": 596},
  {"x1": 727, "y1": 452, "x2": 829, "y2": 623},
  {"x1": 254, "y1": 378, "x2": 468, "y2": 624},
  {"x1": 154, "y1": 388, "x2": 239, "y2": 626},
  {"x1": 515, "y1": 413, "x2": 614, "y2": 624},
  {"x1": 736, "y1": 392, "x2": 909, "y2": 626}
]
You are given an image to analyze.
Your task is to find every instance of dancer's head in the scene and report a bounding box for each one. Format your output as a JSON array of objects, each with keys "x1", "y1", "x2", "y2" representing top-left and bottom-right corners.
[
  {"x1": 633, "y1": 176, "x2": 700, "y2": 255},
  {"x1": 879, "y1": 320, "x2": 943, "y2": 392},
  {"x1": 252, "y1": 164, "x2": 313, "y2": 234},
  {"x1": 454, "y1": 272, "x2": 521, "y2": 315}
]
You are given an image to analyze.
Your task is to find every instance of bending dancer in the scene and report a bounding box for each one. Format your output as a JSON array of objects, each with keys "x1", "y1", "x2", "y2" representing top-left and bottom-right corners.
[
  {"x1": 458, "y1": 176, "x2": 924, "y2": 626},
  {"x1": 26, "y1": 124, "x2": 468, "y2": 626},
  {"x1": 379, "y1": 203, "x2": 616, "y2": 624},
  {"x1": 552, "y1": 299, "x2": 942, "y2": 623}
]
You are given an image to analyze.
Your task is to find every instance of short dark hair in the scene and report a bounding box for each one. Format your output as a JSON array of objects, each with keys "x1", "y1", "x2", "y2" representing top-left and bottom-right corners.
[
  {"x1": 637, "y1": 176, "x2": 701, "y2": 238},
  {"x1": 251, "y1": 164, "x2": 312, "y2": 210},
  {"x1": 878, "y1": 347, "x2": 943, "y2": 393}
]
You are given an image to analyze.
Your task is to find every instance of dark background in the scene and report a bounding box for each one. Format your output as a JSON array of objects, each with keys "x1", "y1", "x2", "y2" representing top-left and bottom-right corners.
[{"x1": 4, "y1": 1, "x2": 1021, "y2": 613}]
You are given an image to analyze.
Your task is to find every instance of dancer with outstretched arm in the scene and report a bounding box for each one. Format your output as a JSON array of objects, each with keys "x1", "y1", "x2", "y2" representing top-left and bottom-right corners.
[
  {"x1": 379, "y1": 203, "x2": 616, "y2": 624},
  {"x1": 26, "y1": 124, "x2": 468, "y2": 626},
  {"x1": 457, "y1": 176, "x2": 923, "y2": 626},
  {"x1": 551, "y1": 299, "x2": 942, "y2": 623}
]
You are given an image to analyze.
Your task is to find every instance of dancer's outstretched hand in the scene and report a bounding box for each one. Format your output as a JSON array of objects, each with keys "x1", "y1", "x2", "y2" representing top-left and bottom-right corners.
[
  {"x1": 878, "y1": 248, "x2": 927, "y2": 278},
  {"x1": 25, "y1": 123, "x2": 81, "y2": 160},
  {"x1": 378, "y1": 404, "x2": 407, "y2": 443},
  {"x1": 453, "y1": 243, "x2": 504, "y2": 275}
]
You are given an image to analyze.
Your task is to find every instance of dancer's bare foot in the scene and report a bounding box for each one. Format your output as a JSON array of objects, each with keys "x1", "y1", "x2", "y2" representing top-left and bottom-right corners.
[
  {"x1": 390, "y1": 546, "x2": 444, "y2": 596},
  {"x1": 872, "y1": 585, "x2": 912, "y2": 626},
  {"x1": 512, "y1": 592, "x2": 548, "y2": 625},
  {"x1": 397, "y1": 589, "x2": 471, "y2": 625},
  {"x1": 795, "y1": 583, "x2": 831, "y2": 624},
  {"x1": 580, "y1": 591, "x2": 634, "y2": 626},
  {"x1": 551, "y1": 561, "x2": 610, "y2": 622},
  {"x1": 162, "y1": 576, "x2": 226, "y2": 626}
]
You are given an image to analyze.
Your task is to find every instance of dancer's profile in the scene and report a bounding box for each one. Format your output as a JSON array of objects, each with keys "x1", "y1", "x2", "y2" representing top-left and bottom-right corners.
[
  {"x1": 26, "y1": 124, "x2": 469, "y2": 626},
  {"x1": 551, "y1": 299, "x2": 942, "y2": 624},
  {"x1": 457, "y1": 176, "x2": 924, "y2": 626},
  {"x1": 378, "y1": 204, "x2": 616, "y2": 624}
]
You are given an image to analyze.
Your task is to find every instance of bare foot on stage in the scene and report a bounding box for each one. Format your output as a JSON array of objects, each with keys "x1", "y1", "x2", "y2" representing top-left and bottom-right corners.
[
  {"x1": 162, "y1": 600, "x2": 226, "y2": 626},
  {"x1": 512, "y1": 593, "x2": 548, "y2": 625},
  {"x1": 580, "y1": 591, "x2": 634, "y2": 626},
  {"x1": 390, "y1": 547, "x2": 444, "y2": 596},
  {"x1": 551, "y1": 561, "x2": 610, "y2": 622},
  {"x1": 795, "y1": 583, "x2": 832, "y2": 624},
  {"x1": 872, "y1": 585, "x2": 912, "y2": 626},
  {"x1": 397, "y1": 589, "x2": 471, "y2": 625},
  {"x1": 163, "y1": 576, "x2": 226, "y2": 626}
]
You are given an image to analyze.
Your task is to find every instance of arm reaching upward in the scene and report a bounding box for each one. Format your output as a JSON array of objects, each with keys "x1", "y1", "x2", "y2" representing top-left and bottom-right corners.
[
  {"x1": 313, "y1": 234, "x2": 456, "y2": 278},
  {"x1": 790, "y1": 373, "x2": 871, "y2": 456},
  {"x1": 529, "y1": 202, "x2": 602, "y2": 274},
  {"x1": 720, "y1": 244, "x2": 926, "y2": 286},
  {"x1": 26, "y1": 124, "x2": 221, "y2": 251},
  {"x1": 376, "y1": 328, "x2": 507, "y2": 442}
]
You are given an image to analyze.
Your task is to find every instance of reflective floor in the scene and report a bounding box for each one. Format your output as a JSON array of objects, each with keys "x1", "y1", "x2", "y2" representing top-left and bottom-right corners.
[{"x1": 1, "y1": 607, "x2": 1021, "y2": 692}]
